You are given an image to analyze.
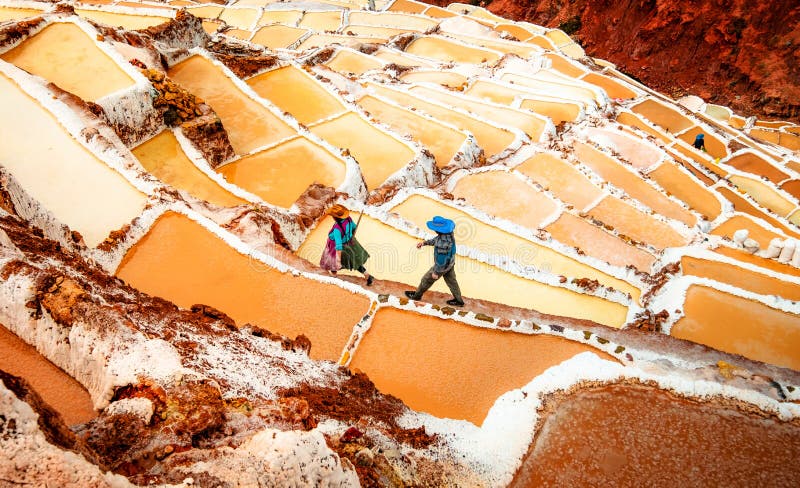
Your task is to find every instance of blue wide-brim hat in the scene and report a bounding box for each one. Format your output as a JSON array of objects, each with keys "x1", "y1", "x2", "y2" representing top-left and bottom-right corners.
[
  {"x1": 426, "y1": 216, "x2": 455, "y2": 233},
  {"x1": 697, "y1": 133, "x2": 705, "y2": 138}
]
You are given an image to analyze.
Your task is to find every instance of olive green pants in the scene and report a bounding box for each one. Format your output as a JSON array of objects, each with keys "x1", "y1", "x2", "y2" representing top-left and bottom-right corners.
[{"x1": 412, "y1": 265, "x2": 462, "y2": 302}]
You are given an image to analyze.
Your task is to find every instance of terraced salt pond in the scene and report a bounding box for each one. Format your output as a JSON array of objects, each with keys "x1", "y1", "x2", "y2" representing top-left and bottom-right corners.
[
  {"x1": 349, "y1": 308, "x2": 619, "y2": 424},
  {"x1": 681, "y1": 256, "x2": 800, "y2": 301},
  {"x1": 444, "y1": 33, "x2": 540, "y2": 58},
  {"x1": 580, "y1": 72, "x2": 637, "y2": 99},
  {"x1": 297, "y1": 10, "x2": 343, "y2": 31},
  {"x1": 631, "y1": 99, "x2": 694, "y2": 133},
  {"x1": 251, "y1": 24, "x2": 308, "y2": 49},
  {"x1": 500, "y1": 72, "x2": 599, "y2": 105},
  {"x1": 0, "y1": 324, "x2": 96, "y2": 426},
  {"x1": 373, "y1": 47, "x2": 435, "y2": 67},
  {"x1": 451, "y1": 171, "x2": 560, "y2": 230},
  {"x1": 515, "y1": 153, "x2": 603, "y2": 210},
  {"x1": 356, "y1": 95, "x2": 469, "y2": 167},
  {"x1": 647, "y1": 162, "x2": 722, "y2": 220},
  {"x1": 298, "y1": 213, "x2": 628, "y2": 327},
  {"x1": 405, "y1": 36, "x2": 501, "y2": 64},
  {"x1": 511, "y1": 383, "x2": 800, "y2": 486},
  {"x1": 399, "y1": 70, "x2": 467, "y2": 88},
  {"x1": 716, "y1": 187, "x2": 800, "y2": 241},
  {"x1": 391, "y1": 194, "x2": 640, "y2": 301},
  {"x1": 715, "y1": 246, "x2": 800, "y2": 278},
  {"x1": 341, "y1": 24, "x2": 412, "y2": 37},
  {"x1": 573, "y1": 142, "x2": 697, "y2": 226},
  {"x1": 325, "y1": 49, "x2": 385, "y2": 74},
  {"x1": 217, "y1": 7, "x2": 259, "y2": 29},
  {"x1": 587, "y1": 197, "x2": 687, "y2": 249},
  {"x1": 74, "y1": 9, "x2": 171, "y2": 29},
  {"x1": 451, "y1": 169, "x2": 658, "y2": 271},
  {"x1": 308, "y1": 111, "x2": 415, "y2": 188},
  {"x1": 368, "y1": 82, "x2": 517, "y2": 157},
  {"x1": 545, "y1": 213, "x2": 656, "y2": 273},
  {"x1": 2, "y1": 22, "x2": 135, "y2": 102},
  {"x1": 582, "y1": 128, "x2": 662, "y2": 170},
  {"x1": 0, "y1": 6, "x2": 46, "y2": 22},
  {"x1": 217, "y1": 136, "x2": 346, "y2": 208},
  {"x1": 168, "y1": 55, "x2": 295, "y2": 155},
  {"x1": 672, "y1": 285, "x2": 800, "y2": 371},
  {"x1": 348, "y1": 10, "x2": 437, "y2": 30},
  {"x1": 728, "y1": 175, "x2": 796, "y2": 218},
  {"x1": 115, "y1": 212, "x2": 369, "y2": 361},
  {"x1": 246, "y1": 65, "x2": 346, "y2": 125},
  {"x1": 257, "y1": 9, "x2": 303, "y2": 26},
  {"x1": 465, "y1": 80, "x2": 582, "y2": 124},
  {"x1": 616, "y1": 111, "x2": 674, "y2": 144},
  {"x1": 407, "y1": 85, "x2": 548, "y2": 140},
  {"x1": 0, "y1": 73, "x2": 147, "y2": 247},
  {"x1": 297, "y1": 33, "x2": 388, "y2": 50},
  {"x1": 711, "y1": 214, "x2": 785, "y2": 248}
]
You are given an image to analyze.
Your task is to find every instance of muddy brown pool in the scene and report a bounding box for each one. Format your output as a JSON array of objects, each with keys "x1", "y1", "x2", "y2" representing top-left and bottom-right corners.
[{"x1": 511, "y1": 383, "x2": 800, "y2": 487}]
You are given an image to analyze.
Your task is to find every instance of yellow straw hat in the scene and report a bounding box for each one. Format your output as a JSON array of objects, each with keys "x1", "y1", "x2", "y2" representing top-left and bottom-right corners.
[{"x1": 327, "y1": 204, "x2": 350, "y2": 219}]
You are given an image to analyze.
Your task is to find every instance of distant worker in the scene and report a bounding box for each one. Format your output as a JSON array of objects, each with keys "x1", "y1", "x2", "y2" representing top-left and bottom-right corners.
[
  {"x1": 320, "y1": 204, "x2": 374, "y2": 286},
  {"x1": 405, "y1": 216, "x2": 464, "y2": 307},
  {"x1": 693, "y1": 133, "x2": 707, "y2": 152}
]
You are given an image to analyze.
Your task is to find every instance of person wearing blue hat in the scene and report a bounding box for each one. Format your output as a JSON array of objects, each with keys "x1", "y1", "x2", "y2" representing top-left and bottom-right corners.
[
  {"x1": 693, "y1": 133, "x2": 706, "y2": 152},
  {"x1": 405, "y1": 216, "x2": 464, "y2": 307}
]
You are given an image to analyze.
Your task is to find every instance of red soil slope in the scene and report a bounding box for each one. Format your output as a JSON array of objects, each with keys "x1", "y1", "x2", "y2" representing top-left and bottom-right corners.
[{"x1": 435, "y1": 0, "x2": 800, "y2": 122}]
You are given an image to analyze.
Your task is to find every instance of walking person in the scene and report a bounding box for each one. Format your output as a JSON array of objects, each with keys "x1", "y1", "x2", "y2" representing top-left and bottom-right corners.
[
  {"x1": 320, "y1": 204, "x2": 374, "y2": 286},
  {"x1": 693, "y1": 133, "x2": 706, "y2": 152},
  {"x1": 405, "y1": 216, "x2": 464, "y2": 307}
]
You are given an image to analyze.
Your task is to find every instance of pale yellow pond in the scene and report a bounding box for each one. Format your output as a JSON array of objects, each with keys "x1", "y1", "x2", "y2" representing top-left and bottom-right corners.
[
  {"x1": 132, "y1": 131, "x2": 246, "y2": 208},
  {"x1": 2, "y1": 22, "x2": 135, "y2": 102},
  {"x1": 0, "y1": 73, "x2": 147, "y2": 247},
  {"x1": 308, "y1": 111, "x2": 415, "y2": 189}
]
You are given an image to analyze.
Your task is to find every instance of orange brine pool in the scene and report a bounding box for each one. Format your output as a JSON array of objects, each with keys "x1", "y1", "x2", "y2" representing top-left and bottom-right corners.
[
  {"x1": 0, "y1": 73, "x2": 147, "y2": 247},
  {"x1": 515, "y1": 153, "x2": 602, "y2": 210},
  {"x1": 681, "y1": 256, "x2": 800, "y2": 301},
  {"x1": 116, "y1": 212, "x2": 369, "y2": 361},
  {"x1": 168, "y1": 55, "x2": 295, "y2": 155},
  {"x1": 574, "y1": 142, "x2": 696, "y2": 226},
  {"x1": 587, "y1": 197, "x2": 687, "y2": 249},
  {"x1": 246, "y1": 65, "x2": 346, "y2": 125},
  {"x1": 451, "y1": 171, "x2": 559, "y2": 230},
  {"x1": 405, "y1": 36, "x2": 501, "y2": 64},
  {"x1": 672, "y1": 285, "x2": 800, "y2": 371},
  {"x1": 132, "y1": 131, "x2": 246, "y2": 207},
  {"x1": 631, "y1": 99, "x2": 693, "y2": 133},
  {"x1": 545, "y1": 213, "x2": 656, "y2": 273},
  {"x1": 308, "y1": 111, "x2": 415, "y2": 188},
  {"x1": 217, "y1": 136, "x2": 345, "y2": 208},
  {"x1": 349, "y1": 308, "x2": 620, "y2": 424}
]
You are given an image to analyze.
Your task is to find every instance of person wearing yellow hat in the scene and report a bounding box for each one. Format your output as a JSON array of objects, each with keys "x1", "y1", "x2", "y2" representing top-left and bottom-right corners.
[
  {"x1": 320, "y1": 204, "x2": 374, "y2": 286},
  {"x1": 405, "y1": 216, "x2": 464, "y2": 307}
]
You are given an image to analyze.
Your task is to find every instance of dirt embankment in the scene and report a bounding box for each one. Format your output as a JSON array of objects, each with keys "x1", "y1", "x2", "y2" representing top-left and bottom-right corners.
[{"x1": 439, "y1": 0, "x2": 800, "y2": 122}]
